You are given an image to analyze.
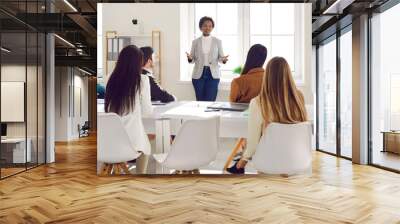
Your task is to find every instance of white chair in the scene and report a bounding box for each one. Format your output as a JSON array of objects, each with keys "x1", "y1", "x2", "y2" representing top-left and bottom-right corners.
[
  {"x1": 251, "y1": 122, "x2": 312, "y2": 175},
  {"x1": 98, "y1": 113, "x2": 141, "y2": 175},
  {"x1": 153, "y1": 116, "x2": 220, "y2": 173}
]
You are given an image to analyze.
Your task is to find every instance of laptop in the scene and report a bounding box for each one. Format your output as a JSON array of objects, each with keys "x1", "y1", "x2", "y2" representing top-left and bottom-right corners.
[{"x1": 207, "y1": 102, "x2": 249, "y2": 112}]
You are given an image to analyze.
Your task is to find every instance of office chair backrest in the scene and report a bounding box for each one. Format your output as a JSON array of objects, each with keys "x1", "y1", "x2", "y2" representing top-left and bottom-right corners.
[
  {"x1": 252, "y1": 122, "x2": 312, "y2": 175},
  {"x1": 162, "y1": 116, "x2": 220, "y2": 170},
  {"x1": 98, "y1": 113, "x2": 140, "y2": 163},
  {"x1": 82, "y1": 121, "x2": 90, "y2": 129}
]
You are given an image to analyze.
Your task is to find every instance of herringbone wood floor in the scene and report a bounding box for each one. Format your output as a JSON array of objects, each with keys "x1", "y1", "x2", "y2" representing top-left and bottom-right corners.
[{"x1": 1, "y1": 134, "x2": 400, "y2": 223}]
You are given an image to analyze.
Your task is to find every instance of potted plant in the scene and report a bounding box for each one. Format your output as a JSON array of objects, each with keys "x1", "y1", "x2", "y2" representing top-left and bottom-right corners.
[{"x1": 232, "y1": 65, "x2": 242, "y2": 75}]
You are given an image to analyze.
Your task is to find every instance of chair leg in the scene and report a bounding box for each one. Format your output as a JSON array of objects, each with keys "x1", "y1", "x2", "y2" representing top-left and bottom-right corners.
[
  {"x1": 223, "y1": 138, "x2": 245, "y2": 171},
  {"x1": 121, "y1": 162, "x2": 131, "y2": 175},
  {"x1": 173, "y1": 170, "x2": 181, "y2": 174},
  {"x1": 106, "y1": 164, "x2": 113, "y2": 175},
  {"x1": 100, "y1": 163, "x2": 108, "y2": 176},
  {"x1": 114, "y1": 164, "x2": 121, "y2": 175}
]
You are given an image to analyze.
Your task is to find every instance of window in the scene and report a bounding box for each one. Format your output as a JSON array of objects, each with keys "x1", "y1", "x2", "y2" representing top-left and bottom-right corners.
[
  {"x1": 340, "y1": 29, "x2": 352, "y2": 158},
  {"x1": 185, "y1": 3, "x2": 303, "y2": 83},
  {"x1": 193, "y1": 3, "x2": 241, "y2": 80},
  {"x1": 390, "y1": 74, "x2": 400, "y2": 130},
  {"x1": 250, "y1": 4, "x2": 295, "y2": 72},
  {"x1": 370, "y1": 2, "x2": 400, "y2": 171},
  {"x1": 317, "y1": 37, "x2": 337, "y2": 155},
  {"x1": 316, "y1": 26, "x2": 353, "y2": 159}
]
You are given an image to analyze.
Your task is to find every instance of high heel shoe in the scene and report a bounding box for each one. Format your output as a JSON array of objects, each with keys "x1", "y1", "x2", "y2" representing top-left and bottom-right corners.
[{"x1": 226, "y1": 161, "x2": 245, "y2": 174}]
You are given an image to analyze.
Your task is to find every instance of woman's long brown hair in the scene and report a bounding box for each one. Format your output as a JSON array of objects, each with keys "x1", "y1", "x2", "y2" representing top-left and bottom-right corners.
[
  {"x1": 259, "y1": 57, "x2": 307, "y2": 124},
  {"x1": 105, "y1": 45, "x2": 143, "y2": 116}
]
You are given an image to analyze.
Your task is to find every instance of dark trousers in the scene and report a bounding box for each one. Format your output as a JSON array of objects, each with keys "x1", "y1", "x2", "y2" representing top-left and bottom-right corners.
[{"x1": 192, "y1": 67, "x2": 220, "y2": 101}]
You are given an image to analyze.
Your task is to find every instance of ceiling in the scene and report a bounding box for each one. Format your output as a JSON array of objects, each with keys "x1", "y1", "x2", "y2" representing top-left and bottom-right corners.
[
  {"x1": 0, "y1": 0, "x2": 97, "y2": 74},
  {"x1": 311, "y1": 0, "x2": 391, "y2": 43}
]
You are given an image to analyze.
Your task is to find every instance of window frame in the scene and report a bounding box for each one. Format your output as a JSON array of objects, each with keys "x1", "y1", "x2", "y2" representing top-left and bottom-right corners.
[{"x1": 184, "y1": 3, "x2": 304, "y2": 85}]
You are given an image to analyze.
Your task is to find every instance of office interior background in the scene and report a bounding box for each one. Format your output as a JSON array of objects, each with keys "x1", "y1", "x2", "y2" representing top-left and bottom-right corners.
[
  {"x1": 0, "y1": 0, "x2": 400, "y2": 222},
  {"x1": 0, "y1": 0, "x2": 97, "y2": 179}
]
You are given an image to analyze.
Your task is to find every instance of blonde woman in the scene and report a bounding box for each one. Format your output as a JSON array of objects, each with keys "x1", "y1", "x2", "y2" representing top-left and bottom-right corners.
[{"x1": 227, "y1": 57, "x2": 308, "y2": 174}]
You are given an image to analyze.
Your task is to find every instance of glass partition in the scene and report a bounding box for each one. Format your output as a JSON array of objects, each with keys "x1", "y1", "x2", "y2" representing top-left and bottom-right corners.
[
  {"x1": 38, "y1": 32, "x2": 46, "y2": 165},
  {"x1": 27, "y1": 31, "x2": 38, "y2": 169},
  {"x1": 317, "y1": 36, "x2": 337, "y2": 155},
  {"x1": 1, "y1": 30, "x2": 28, "y2": 177},
  {"x1": 0, "y1": 1, "x2": 46, "y2": 179}
]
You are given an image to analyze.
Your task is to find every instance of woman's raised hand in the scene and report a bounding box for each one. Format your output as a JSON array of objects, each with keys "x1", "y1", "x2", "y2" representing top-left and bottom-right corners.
[
  {"x1": 222, "y1": 55, "x2": 229, "y2": 63},
  {"x1": 185, "y1": 52, "x2": 193, "y2": 61}
]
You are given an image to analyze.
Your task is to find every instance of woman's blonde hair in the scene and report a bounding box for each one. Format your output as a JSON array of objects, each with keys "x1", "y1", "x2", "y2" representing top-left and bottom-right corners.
[{"x1": 259, "y1": 57, "x2": 307, "y2": 124}]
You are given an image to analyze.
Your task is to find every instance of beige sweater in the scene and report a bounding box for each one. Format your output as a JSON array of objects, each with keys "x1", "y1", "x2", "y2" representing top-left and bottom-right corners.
[
  {"x1": 242, "y1": 92, "x2": 306, "y2": 160},
  {"x1": 243, "y1": 97, "x2": 264, "y2": 160}
]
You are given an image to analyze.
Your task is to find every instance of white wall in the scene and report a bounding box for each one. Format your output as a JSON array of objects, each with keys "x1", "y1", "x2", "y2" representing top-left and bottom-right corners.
[
  {"x1": 1, "y1": 65, "x2": 37, "y2": 136},
  {"x1": 1, "y1": 64, "x2": 46, "y2": 163},
  {"x1": 55, "y1": 67, "x2": 69, "y2": 141},
  {"x1": 55, "y1": 67, "x2": 89, "y2": 141},
  {"x1": 72, "y1": 74, "x2": 89, "y2": 138},
  {"x1": 101, "y1": 3, "x2": 313, "y2": 104}
]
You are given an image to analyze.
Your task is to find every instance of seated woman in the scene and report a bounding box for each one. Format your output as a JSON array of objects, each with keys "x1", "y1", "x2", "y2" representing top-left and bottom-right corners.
[
  {"x1": 227, "y1": 57, "x2": 307, "y2": 174},
  {"x1": 105, "y1": 45, "x2": 153, "y2": 174},
  {"x1": 230, "y1": 44, "x2": 267, "y2": 103}
]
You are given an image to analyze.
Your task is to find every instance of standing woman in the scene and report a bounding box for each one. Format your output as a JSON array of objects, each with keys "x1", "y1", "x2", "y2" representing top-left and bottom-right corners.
[
  {"x1": 186, "y1": 16, "x2": 229, "y2": 101},
  {"x1": 105, "y1": 45, "x2": 153, "y2": 174}
]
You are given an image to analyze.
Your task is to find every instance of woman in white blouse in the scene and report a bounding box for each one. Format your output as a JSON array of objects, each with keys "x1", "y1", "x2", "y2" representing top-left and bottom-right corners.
[
  {"x1": 105, "y1": 45, "x2": 153, "y2": 174},
  {"x1": 186, "y1": 16, "x2": 229, "y2": 101},
  {"x1": 227, "y1": 57, "x2": 308, "y2": 174}
]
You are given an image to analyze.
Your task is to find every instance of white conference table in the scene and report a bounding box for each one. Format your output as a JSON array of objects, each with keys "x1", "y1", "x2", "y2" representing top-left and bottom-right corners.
[{"x1": 142, "y1": 101, "x2": 248, "y2": 155}]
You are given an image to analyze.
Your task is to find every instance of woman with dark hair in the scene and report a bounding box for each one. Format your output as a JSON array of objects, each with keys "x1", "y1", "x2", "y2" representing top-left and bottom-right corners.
[
  {"x1": 186, "y1": 16, "x2": 229, "y2": 101},
  {"x1": 105, "y1": 45, "x2": 152, "y2": 174},
  {"x1": 230, "y1": 44, "x2": 267, "y2": 103}
]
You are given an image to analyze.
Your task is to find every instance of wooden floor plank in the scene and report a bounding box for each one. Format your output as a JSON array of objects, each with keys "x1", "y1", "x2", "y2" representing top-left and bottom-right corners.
[{"x1": 0, "y1": 134, "x2": 399, "y2": 223}]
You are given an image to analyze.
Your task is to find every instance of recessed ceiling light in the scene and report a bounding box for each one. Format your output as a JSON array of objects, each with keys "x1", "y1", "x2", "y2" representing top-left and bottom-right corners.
[
  {"x1": 1, "y1": 47, "x2": 11, "y2": 53},
  {"x1": 78, "y1": 67, "x2": 93, "y2": 76},
  {"x1": 54, "y1": 34, "x2": 75, "y2": 48},
  {"x1": 63, "y1": 0, "x2": 78, "y2": 12},
  {"x1": 323, "y1": 0, "x2": 355, "y2": 15}
]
